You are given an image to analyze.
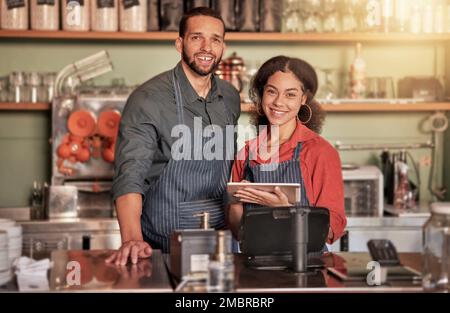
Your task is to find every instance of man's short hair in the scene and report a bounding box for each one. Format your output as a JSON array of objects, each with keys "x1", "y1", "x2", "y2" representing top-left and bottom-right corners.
[{"x1": 179, "y1": 6, "x2": 225, "y2": 38}]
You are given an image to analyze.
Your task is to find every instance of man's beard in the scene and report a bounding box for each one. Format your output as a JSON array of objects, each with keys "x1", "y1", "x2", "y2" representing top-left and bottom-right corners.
[{"x1": 182, "y1": 48, "x2": 222, "y2": 77}]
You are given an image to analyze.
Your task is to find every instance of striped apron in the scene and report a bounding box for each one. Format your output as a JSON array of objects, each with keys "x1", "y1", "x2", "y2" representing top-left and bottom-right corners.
[
  {"x1": 141, "y1": 70, "x2": 233, "y2": 253},
  {"x1": 242, "y1": 142, "x2": 327, "y2": 255}
]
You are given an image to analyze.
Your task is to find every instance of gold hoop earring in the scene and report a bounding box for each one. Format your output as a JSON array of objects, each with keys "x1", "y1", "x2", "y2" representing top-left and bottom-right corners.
[{"x1": 298, "y1": 104, "x2": 312, "y2": 124}]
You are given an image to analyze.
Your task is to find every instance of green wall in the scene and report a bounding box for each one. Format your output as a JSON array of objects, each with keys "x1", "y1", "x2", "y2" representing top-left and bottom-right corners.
[{"x1": 0, "y1": 39, "x2": 449, "y2": 206}]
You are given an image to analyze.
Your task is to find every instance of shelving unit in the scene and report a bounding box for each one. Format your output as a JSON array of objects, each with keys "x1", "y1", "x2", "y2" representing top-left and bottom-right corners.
[
  {"x1": 0, "y1": 102, "x2": 50, "y2": 111},
  {"x1": 1, "y1": 30, "x2": 450, "y2": 42},
  {"x1": 2, "y1": 102, "x2": 449, "y2": 112},
  {"x1": 1, "y1": 30, "x2": 449, "y2": 114}
]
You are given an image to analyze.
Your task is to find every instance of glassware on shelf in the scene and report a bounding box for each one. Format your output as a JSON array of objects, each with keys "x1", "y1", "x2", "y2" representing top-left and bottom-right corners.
[
  {"x1": 42, "y1": 72, "x2": 56, "y2": 103},
  {"x1": 394, "y1": 0, "x2": 410, "y2": 32},
  {"x1": 381, "y1": 0, "x2": 394, "y2": 32},
  {"x1": 282, "y1": 0, "x2": 301, "y2": 32},
  {"x1": 0, "y1": 76, "x2": 9, "y2": 102},
  {"x1": 366, "y1": 77, "x2": 395, "y2": 99},
  {"x1": 349, "y1": 43, "x2": 366, "y2": 99},
  {"x1": 362, "y1": 0, "x2": 382, "y2": 32},
  {"x1": 317, "y1": 68, "x2": 337, "y2": 100},
  {"x1": 8, "y1": 72, "x2": 26, "y2": 103},
  {"x1": 341, "y1": 0, "x2": 360, "y2": 32},
  {"x1": 434, "y1": 0, "x2": 445, "y2": 33},
  {"x1": 322, "y1": 0, "x2": 340, "y2": 32},
  {"x1": 366, "y1": 77, "x2": 379, "y2": 98},
  {"x1": 447, "y1": 0, "x2": 450, "y2": 33},
  {"x1": 409, "y1": 0, "x2": 422, "y2": 34},
  {"x1": 301, "y1": 0, "x2": 322, "y2": 33},
  {"x1": 378, "y1": 77, "x2": 395, "y2": 99},
  {"x1": 240, "y1": 60, "x2": 260, "y2": 103},
  {"x1": 1, "y1": 0, "x2": 29, "y2": 30},
  {"x1": 422, "y1": 0, "x2": 434, "y2": 33},
  {"x1": 25, "y1": 72, "x2": 42, "y2": 103}
]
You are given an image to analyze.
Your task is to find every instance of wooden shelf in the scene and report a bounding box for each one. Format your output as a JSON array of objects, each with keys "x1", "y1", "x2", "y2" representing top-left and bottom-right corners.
[
  {"x1": 1, "y1": 30, "x2": 450, "y2": 42},
  {"x1": 241, "y1": 102, "x2": 450, "y2": 113},
  {"x1": 0, "y1": 102, "x2": 50, "y2": 110},
  {"x1": 2, "y1": 101, "x2": 448, "y2": 112}
]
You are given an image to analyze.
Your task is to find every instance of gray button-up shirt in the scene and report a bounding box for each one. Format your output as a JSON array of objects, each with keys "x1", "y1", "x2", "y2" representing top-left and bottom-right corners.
[{"x1": 112, "y1": 62, "x2": 241, "y2": 202}]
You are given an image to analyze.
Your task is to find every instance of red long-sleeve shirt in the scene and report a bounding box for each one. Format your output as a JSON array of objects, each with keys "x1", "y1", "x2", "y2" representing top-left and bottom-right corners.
[{"x1": 231, "y1": 121, "x2": 347, "y2": 243}]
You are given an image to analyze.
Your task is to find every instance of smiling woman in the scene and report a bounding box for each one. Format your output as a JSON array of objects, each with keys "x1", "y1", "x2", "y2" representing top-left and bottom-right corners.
[
  {"x1": 250, "y1": 56, "x2": 325, "y2": 134},
  {"x1": 227, "y1": 56, "x2": 346, "y2": 249}
]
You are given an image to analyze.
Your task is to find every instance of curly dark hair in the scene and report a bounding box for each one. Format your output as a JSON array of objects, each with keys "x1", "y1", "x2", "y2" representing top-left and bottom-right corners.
[{"x1": 249, "y1": 55, "x2": 325, "y2": 134}]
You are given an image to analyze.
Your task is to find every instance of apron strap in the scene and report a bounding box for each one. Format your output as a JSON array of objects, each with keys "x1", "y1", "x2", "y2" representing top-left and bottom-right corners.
[
  {"x1": 171, "y1": 70, "x2": 185, "y2": 126},
  {"x1": 293, "y1": 142, "x2": 303, "y2": 160}
]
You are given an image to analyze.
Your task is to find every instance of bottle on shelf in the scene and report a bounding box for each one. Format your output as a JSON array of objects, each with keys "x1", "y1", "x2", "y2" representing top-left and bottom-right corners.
[
  {"x1": 409, "y1": 0, "x2": 422, "y2": 34},
  {"x1": 393, "y1": 151, "x2": 415, "y2": 211},
  {"x1": 434, "y1": 0, "x2": 445, "y2": 33},
  {"x1": 422, "y1": 0, "x2": 434, "y2": 34},
  {"x1": 349, "y1": 42, "x2": 366, "y2": 99},
  {"x1": 381, "y1": 0, "x2": 394, "y2": 32}
]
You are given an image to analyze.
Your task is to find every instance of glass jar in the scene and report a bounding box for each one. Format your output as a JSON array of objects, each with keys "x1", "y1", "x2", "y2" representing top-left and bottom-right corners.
[
  {"x1": 422, "y1": 0, "x2": 435, "y2": 34},
  {"x1": 1, "y1": 0, "x2": 29, "y2": 30},
  {"x1": 447, "y1": 0, "x2": 450, "y2": 33},
  {"x1": 322, "y1": 0, "x2": 340, "y2": 33},
  {"x1": 409, "y1": 1, "x2": 422, "y2": 33},
  {"x1": 423, "y1": 202, "x2": 450, "y2": 292},
  {"x1": 119, "y1": 0, "x2": 147, "y2": 32},
  {"x1": 282, "y1": 0, "x2": 301, "y2": 33},
  {"x1": 362, "y1": 0, "x2": 382, "y2": 32},
  {"x1": 434, "y1": 0, "x2": 445, "y2": 33},
  {"x1": 8, "y1": 72, "x2": 25, "y2": 103},
  {"x1": 62, "y1": 0, "x2": 90, "y2": 31},
  {"x1": 25, "y1": 72, "x2": 42, "y2": 103},
  {"x1": 42, "y1": 72, "x2": 56, "y2": 103},
  {"x1": 381, "y1": 0, "x2": 394, "y2": 32},
  {"x1": 91, "y1": 0, "x2": 118, "y2": 31},
  {"x1": 31, "y1": 0, "x2": 59, "y2": 30},
  {"x1": 0, "y1": 76, "x2": 9, "y2": 102},
  {"x1": 394, "y1": 0, "x2": 410, "y2": 32}
]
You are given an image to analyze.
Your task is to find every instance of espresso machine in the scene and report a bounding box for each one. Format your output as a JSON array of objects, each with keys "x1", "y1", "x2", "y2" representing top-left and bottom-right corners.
[{"x1": 47, "y1": 51, "x2": 130, "y2": 219}]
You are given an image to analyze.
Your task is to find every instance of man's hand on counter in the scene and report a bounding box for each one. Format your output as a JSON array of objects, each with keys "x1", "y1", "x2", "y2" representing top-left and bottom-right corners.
[{"x1": 105, "y1": 240, "x2": 153, "y2": 266}]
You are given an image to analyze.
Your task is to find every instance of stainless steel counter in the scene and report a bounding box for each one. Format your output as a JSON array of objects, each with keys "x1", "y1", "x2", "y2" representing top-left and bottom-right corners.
[
  {"x1": 18, "y1": 218, "x2": 120, "y2": 233},
  {"x1": 346, "y1": 216, "x2": 428, "y2": 228},
  {"x1": 17, "y1": 218, "x2": 121, "y2": 259},
  {"x1": 48, "y1": 249, "x2": 173, "y2": 292},
  {"x1": 1, "y1": 251, "x2": 424, "y2": 293},
  {"x1": 11, "y1": 216, "x2": 429, "y2": 255}
]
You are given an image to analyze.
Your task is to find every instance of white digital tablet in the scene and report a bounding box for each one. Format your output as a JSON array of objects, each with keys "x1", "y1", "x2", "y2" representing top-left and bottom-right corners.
[{"x1": 227, "y1": 182, "x2": 301, "y2": 204}]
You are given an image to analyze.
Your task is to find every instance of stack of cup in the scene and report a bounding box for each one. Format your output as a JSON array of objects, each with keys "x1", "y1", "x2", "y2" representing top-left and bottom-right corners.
[
  {"x1": 0, "y1": 229, "x2": 11, "y2": 286},
  {"x1": 0, "y1": 219, "x2": 23, "y2": 279}
]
